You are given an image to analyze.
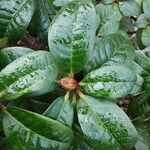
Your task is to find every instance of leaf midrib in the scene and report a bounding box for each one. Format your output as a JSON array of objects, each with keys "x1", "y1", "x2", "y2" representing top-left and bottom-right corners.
[
  {"x1": 4, "y1": 0, "x2": 32, "y2": 35},
  {"x1": 82, "y1": 98, "x2": 126, "y2": 149},
  {"x1": 101, "y1": 39, "x2": 132, "y2": 68},
  {"x1": 0, "y1": 64, "x2": 53, "y2": 96},
  {"x1": 69, "y1": 2, "x2": 80, "y2": 74},
  {"x1": 4, "y1": 108, "x2": 71, "y2": 144}
]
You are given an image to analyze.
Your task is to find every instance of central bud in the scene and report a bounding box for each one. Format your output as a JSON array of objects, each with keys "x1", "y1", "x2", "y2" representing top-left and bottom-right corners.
[{"x1": 59, "y1": 77, "x2": 77, "y2": 91}]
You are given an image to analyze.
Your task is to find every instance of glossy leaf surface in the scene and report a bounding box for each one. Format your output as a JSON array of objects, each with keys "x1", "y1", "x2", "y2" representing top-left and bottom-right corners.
[
  {"x1": 48, "y1": 0, "x2": 97, "y2": 74},
  {"x1": 142, "y1": 26, "x2": 150, "y2": 47},
  {"x1": 77, "y1": 95, "x2": 138, "y2": 150},
  {"x1": 96, "y1": 3, "x2": 122, "y2": 36},
  {"x1": 134, "y1": 50, "x2": 150, "y2": 76},
  {"x1": 143, "y1": 0, "x2": 150, "y2": 19},
  {"x1": 0, "y1": 47, "x2": 33, "y2": 70},
  {"x1": 96, "y1": 3, "x2": 122, "y2": 24},
  {"x1": 43, "y1": 96, "x2": 74, "y2": 127},
  {"x1": 101, "y1": 0, "x2": 115, "y2": 5},
  {"x1": 84, "y1": 34, "x2": 135, "y2": 74},
  {"x1": 53, "y1": 0, "x2": 74, "y2": 6},
  {"x1": 0, "y1": 0, "x2": 35, "y2": 43},
  {"x1": 135, "y1": 14, "x2": 148, "y2": 28},
  {"x1": 81, "y1": 66, "x2": 138, "y2": 99},
  {"x1": 31, "y1": 0, "x2": 56, "y2": 42},
  {"x1": 129, "y1": 74, "x2": 143, "y2": 96},
  {"x1": 3, "y1": 106, "x2": 73, "y2": 149},
  {"x1": 99, "y1": 20, "x2": 119, "y2": 36},
  {"x1": 119, "y1": 0, "x2": 141, "y2": 17},
  {"x1": 0, "y1": 51, "x2": 58, "y2": 100}
]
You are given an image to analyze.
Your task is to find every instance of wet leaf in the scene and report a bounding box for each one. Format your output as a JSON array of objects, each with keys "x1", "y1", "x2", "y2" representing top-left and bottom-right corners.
[
  {"x1": 43, "y1": 96, "x2": 74, "y2": 127},
  {"x1": 48, "y1": 0, "x2": 97, "y2": 74},
  {"x1": 135, "y1": 14, "x2": 148, "y2": 28},
  {"x1": 143, "y1": 0, "x2": 150, "y2": 19},
  {"x1": 81, "y1": 66, "x2": 138, "y2": 99},
  {"x1": 142, "y1": 26, "x2": 150, "y2": 47},
  {"x1": 0, "y1": 0, "x2": 35, "y2": 43},
  {"x1": 31, "y1": 0, "x2": 56, "y2": 43},
  {"x1": 77, "y1": 95, "x2": 138, "y2": 150},
  {"x1": 0, "y1": 47, "x2": 33, "y2": 70},
  {"x1": 84, "y1": 34, "x2": 135, "y2": 74},
  {"x1": 0, "y1": 51, "x2": 58, "y2": 100},
  {"x1": 3, "y1": 106, "x2": 73, "y2": 149},
  {"x1": 119, "y1": 0, "x2": 141, "y2": 17}
]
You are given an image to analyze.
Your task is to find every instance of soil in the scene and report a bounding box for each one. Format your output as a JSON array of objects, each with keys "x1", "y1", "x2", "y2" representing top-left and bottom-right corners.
[{"x1": 16, "y1": 32, "x2": 47, "y2": 50}]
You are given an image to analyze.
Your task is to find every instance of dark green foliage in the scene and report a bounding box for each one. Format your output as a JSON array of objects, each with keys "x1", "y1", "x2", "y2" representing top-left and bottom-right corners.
[{"x1": 0, "y1": 0, "x2": 149, "y2": 150}]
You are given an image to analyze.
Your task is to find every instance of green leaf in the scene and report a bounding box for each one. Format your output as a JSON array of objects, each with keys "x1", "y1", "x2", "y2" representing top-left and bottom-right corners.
[
  {"x1": 0, "y1": 137, "x2": 14, "y2": 150},
  {"x1": 143, "y1": 48, "x2": 150, "y2": 58},
  {"x1": 0, "y1": 37, "x2": 8, "y2": 49},
  {"x1": 135, "y1": 14, "x2": 148, "y2": 28},
  {"x1": 77, "y1": 95, "x2": 138, "y2": 150},
  {"x1": 0, "y1": 51, "x2": 58, "y2": 100},
  {"x1": 119, "y1": 0, "x2": 141, "y2": 17},
  {"x1": 84, "y1": 34, "x2": 135, "y2": 74},
  {"x1": 136, "y1": 29, "x2": 145, "y2": 49},
  {"x1": 43, "y1": 96, "x2": 74, "y2": 128},
  {"x1": 0, "y1": 113, "x2": 4, "y2": 136},
  {"x1": 143, "y1": 0, "x2": 150, "y2": 19},
  {"x1": 134, "y1": 50, "x2": 150, "y2": 76},
  {"x1": 101, "y1": 0, "x2": 115, "y2": 5},
  {"x1": 116, "y1": 29, "x2": 129, "y2": 39},
  {"x1": 128, "y1": 93, "x2": 150, "y2": 118},
  {"x1": 142, "y1": 26, "x2": 150, "y2": 47},
  {"x1": 133, "y1": 116, "x2": 150, "y2": 150},
  {"x1": 0, "y1": 0, "x2": 35, "y2": 43},
  {"x1": 144, "y1": 76, "x2": 150, "y2": 94},
  {"x1": 0, "y1": 47, "x2": 33, "y2": 70},
  {"x1": 48, "y1": 0, "x2": 97, "y2": 74},
  {"x1": 53, "y1": 0, "x2": 74, "y2": 6},
  {"x1": 3, "y1": 106, "x2": 73, "y2": 149},
  {"x1": 96, "y1": 3, "x2": 122, "y2": 25},
  {"x1": 29, "y1": 99, "x2": 50, "y2": 114},
  {"x1": 99, "y1": 20, "x2": 119, "y2": 36},
  {"x1": 31, "y1": 0, "x2": 56, "y2": 43},
  {"x1": 81, "y1": 66, "x2": 138, "y2": 99},
  {"x1": 130, "y1": 74, "x2": 143, "y2": 96},
  {"x1": 120, "y1": 17, "x2": 135, "y2": 33},
  {"x1": 69, "y1": 131, "x2": 93, "y2": 150}
]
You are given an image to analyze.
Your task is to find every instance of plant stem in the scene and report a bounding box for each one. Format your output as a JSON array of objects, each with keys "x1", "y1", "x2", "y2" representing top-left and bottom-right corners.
[
  {"x1": 65, "y1": 91, "x2": 71, "y2": 100},
  {"x1": 72, "y1": 93, "x2": 77, "y2": 106},
  {"x1": 0, "y1": 103, "x2": 6, "y2": 112},
  {"x1": 76, "y1": 89, "x2": 85, "y2": 98}
]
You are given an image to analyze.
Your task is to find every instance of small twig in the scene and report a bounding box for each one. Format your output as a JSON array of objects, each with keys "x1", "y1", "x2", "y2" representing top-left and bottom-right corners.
[
  {"x1": 64, "y1": 91, "x2": 71, "y2": 100},
  {"x1": 0, "y1": 103, "x2": 6, "y2": 112},
  {"x1": 72, "y1": 93, "x2": 77, "y2": 106},
  {"x1": 144, "y1": 117, "x2": 150, "y2": 123},
  {"x1": 76, "y1": 89, "x2": 85, "y2": 98}
]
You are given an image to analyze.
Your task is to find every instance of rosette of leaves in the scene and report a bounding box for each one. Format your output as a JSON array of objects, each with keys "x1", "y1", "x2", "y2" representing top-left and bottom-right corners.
[
  {"x1": 95, "y1": 0, "x2": 141, "y2": 36},
  {"x1": 135, "y1": 0, "x2": 150, "y2": 47},
  {"x1": 0, "y1": 0, "x2": 145, "y2": 149}
]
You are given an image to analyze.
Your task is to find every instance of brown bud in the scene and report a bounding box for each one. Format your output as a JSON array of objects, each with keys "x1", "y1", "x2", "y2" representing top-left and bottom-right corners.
[{"x1": 59, "y1": 77, "x2": 77, "y2": 91}]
